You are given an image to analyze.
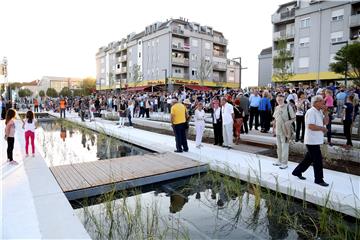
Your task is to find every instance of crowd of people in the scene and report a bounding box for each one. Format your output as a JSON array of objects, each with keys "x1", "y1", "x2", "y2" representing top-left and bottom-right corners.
[{"x1": 2, "y1": 83, "x2": 359, "y2": 186}]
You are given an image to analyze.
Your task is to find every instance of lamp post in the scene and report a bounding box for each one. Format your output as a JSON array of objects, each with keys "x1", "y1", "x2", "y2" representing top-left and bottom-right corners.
[
  {"x1": 332, "y1": 40, "x2": 348, "y2": 87},
  {"x1": 2, "y1": 57, "x2": 10, "y2": 101},
  {"x1": 162, "y1": 69, "x2": 168, "y2": 92},
  {"x1": 232, "y1": 57, "x2": 247, "y2": 90}
]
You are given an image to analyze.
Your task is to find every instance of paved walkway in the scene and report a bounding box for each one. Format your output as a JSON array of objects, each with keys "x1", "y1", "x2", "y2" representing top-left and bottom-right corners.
[
  {"x1": 1, "y1": 120, "x2": 90, "y2": 239},
  {"x1": 51, "y1": 112, "x2": 360, "y2": 218}
]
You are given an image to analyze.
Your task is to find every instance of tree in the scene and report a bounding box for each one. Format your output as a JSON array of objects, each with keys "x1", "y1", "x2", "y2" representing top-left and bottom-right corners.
[
  {"x1": 132, "y1": 64, "x2": 143, "y2": 87},
  {"x1": 329, "y1": 41, "x2": 360, "y2": 86},
  {"x1": 18, "y1": 88, "x2": 33, "y2": 98},
  {"x1": 46, "y1": 88, "x2": 58, "y2": 98},
  {"x1": 73, "y1": 89, "x2": 83, "y2": 97},
  {"x1": 196, "y1": 58, "x2": 212, "y2": 86},
  {"x1": 272, "y1": 38, "x2": 294, "y2": 85},
  {"x1": 81, "y1": 77, "x2": 96, "y2": 95},
  {"x1": 39, "y1": 90, "x2": 45, "y2": 97},
  {"x1": 59, "y1": 87, "x2": 71, "y2": 97}
]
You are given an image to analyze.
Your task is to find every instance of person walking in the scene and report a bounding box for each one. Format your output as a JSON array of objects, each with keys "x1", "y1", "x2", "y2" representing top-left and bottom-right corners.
[
  {"x1": 272, "y1": 93, "x2": 296, "y2": 169},
  {"x1": 292, "y1": 95, "x2": 329, "y2": 187},
  {"x1": 89, "y1": 99, "x2": 96, "y2": 122},
  {"x1": 343, "y1": 95, "x2": 354, "y2": 149},
  {"x1": 239, "y1": 93, "x2": 249, "y2": 134},
  {"x1": 59, "y1": 97, "x2": 66, "y2": 118},
  {"x1": 211, "y1": 98, "x2": 223, "y2": 146},
  {"x1": 249, "y1": 91, "x2": 261, "y2": 131},
  {"x1": 170, "y1": 97, "x2": 189, "y2": 153},
  {"x1": 5, "y1": 109, "x2": 18, "y2": 165},
  {"x1": 259, "y1": 90, "x2": 272, "y2": 133},
  {"x1": 22, "y1": 110, "x2": 37, "y2": 157},
  {"x1": 194, "y1": 102, "x2": 206, "y2": 148},
  {"x1": 79, "y1": 98, "x2": 86, "y2": 122},
  {"x1": 33, "y1": 98, "x2": 39, "y2": 112},
  {"x1": 221, "y1": 97, "x2": 234, "y2": 149},
  {"x1": 295, "y1": 91, "x2": 310, "y2": 142}
]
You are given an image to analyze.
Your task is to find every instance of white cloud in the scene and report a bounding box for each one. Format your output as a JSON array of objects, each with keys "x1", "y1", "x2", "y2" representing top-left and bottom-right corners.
[{"x1": 0, "y1": 0, "x2": 284, "y2": 87}]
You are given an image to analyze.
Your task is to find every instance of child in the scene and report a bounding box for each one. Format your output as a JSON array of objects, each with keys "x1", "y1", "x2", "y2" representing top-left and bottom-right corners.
[
  {"x1": 23, "y1": 110, "x2": 37, "y2": 157},
  {"x1": 5, "y1": 109, "x2": 18, "y2": 165}
]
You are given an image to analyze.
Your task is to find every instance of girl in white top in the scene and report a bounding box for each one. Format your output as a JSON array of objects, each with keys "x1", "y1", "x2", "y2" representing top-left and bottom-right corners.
[
  {"x1": 194, "y1": 102, "x2": 206, "y2": 148},
  {"x1": 22, "y1": 110, "x2": 37, "y2": 157}
]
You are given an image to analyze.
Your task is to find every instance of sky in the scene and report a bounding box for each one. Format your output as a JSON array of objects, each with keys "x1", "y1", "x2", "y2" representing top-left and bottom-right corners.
[{"x1": 0, "y1": 0, "x2": 285, "y2": 87}]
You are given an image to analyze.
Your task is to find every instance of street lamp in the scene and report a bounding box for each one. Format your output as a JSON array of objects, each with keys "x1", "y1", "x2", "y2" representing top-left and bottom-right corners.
[
  {"x1": 332, "y1": 40, "x2": 348, "y2": 87},
  {"x1": 162, "y1": 69, "x2": 168, "y2": 92},
  {"x1": 232, "y1": 57, "x2": 247, "y2": 90}
]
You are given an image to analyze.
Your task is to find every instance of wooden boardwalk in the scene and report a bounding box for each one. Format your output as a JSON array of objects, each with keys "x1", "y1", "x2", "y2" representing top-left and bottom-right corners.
[{"x1": 50, "y1": 152, "x2": 208, "y2": 200}]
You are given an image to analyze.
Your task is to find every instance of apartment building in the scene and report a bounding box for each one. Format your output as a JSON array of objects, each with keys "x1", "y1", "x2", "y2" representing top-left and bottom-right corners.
[
  {"x1": 37, "y1": 76, "x2": 83, "y2": 93},
  {"x1": 269, "y1": 0, "x2": 360, "y2": 86},
  {"x1": 96, "y1": 18, "x2": 240, "y2": 91}
]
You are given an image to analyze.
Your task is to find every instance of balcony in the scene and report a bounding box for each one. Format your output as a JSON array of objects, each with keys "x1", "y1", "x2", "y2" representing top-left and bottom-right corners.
[
  {"x1": 172, "y1": 57, "x2": 189, "y2": 66},
  {"x1": 213, "y1": 36, "x2": 228, "y2": 45},
  {"x1": 120, "y1": 55, "x2": 127, "y2": 62},
  {"x1": 213, "y1": 76, "x2": 226, "y2": 82},
  {"x1": 213, "y1": 63, "x2": 227, "y2": 71},
  {"x1": 213, "y1": 52, "x2": 226, "y2": 58},
  {"x1": 272, "y1": 9, "x2": 295, "y2": 24},
  {"x1": 121, "y1": 67, "x2": 127, "y2": 73},
  {"x1": 115, "y1": 68, "x2": 121, "y2": 74},
  {"x1": 172, "y1": 44, "x2": 190, "y2": 52},
  {"x1": 350, "y1": 14, "x2": 360, "y2": 27},
  {"x1": 172, "y1": 28, "x2": 189, "y2": 38},
  {"x1": 273, "y1": 30, "x2": 295, "y2": 40},
  {"x1": 273, "y1": 48, "x2": 294, "y2": 57},
  {"x1": 172, "y1": 73, "x2": 189, "y2": 79}
]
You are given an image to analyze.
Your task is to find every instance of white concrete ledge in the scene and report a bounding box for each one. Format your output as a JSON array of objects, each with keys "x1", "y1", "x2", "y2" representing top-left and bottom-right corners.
[{"x1": 49, "y1": 111, "x2": 360, "y2": 218}]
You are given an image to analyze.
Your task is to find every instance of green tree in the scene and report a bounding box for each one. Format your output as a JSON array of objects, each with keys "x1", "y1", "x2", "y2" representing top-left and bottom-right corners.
[
  {"x1": 329, "y1": 41, "x2": 360, "y2": 86},
  {"x1": 59, "y1": 87, "x2": 71, "y2": 97},
  {"x1": 18, "y1": 88, "x2": 33, "y2": 98},
  {"x1": 273, "y1": 39, "x2": 294, "y2": 85},
  {"x1": 73, "y1": 89, "x2": 83, "y2": 97},
  {"x1": 81, "y1": 77, "x2": 96, "y2": 95},
  {"x1": 39, "y1": 90, "x2": 45, "y2": 97},
  {"x1": 196, "y1": 58, "x2": 212, "y2": 86},
  {"x1": 46, "y1": 88, "x2": 58, "y2": 98},
  {"x1": 132, "y1": 64, "x2": 143, "y2": 87}
]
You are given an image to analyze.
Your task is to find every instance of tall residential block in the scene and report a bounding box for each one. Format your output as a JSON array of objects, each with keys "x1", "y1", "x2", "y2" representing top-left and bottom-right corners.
[
  {"x1": 268, "y1": 0, "x2": 360, "y2": 86},
  {"x1": 96, "y1": 18, "x2": 241, "y2": 91}
]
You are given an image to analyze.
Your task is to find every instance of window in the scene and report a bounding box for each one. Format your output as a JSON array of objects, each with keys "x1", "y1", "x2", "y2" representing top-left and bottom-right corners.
[
  {"x1": 299, "y1": 37, "x2": 310, "y2": 47},
  {"x1": 191, "y1": 69, "x2": 197, "y2": 76},
  {"x1": 116, "y1": 64, "x2": 120, "y2": 69},
  {"x1": 329, "y1": 53, "x2": 337, "y2": 63},
  {"x1": 129, "y1": 60, "x2": 132, "y2": 67},
  {"x1": 331, "y1": 31, "x2": 343, "y2": 43},
  {"x1": 331, "y1": 9, "x2": 344, "y2": 21},
  {"x1": 300, "y1": 17, "x2": 311, "y2": 28},
  {"x1": 298, "y1": 57, "x2": 309, "y2": 68},
  {"x1": 138, "y1": 52, "x2": 141, "y2": 58},
  {"x1": 192, "y1": 39, "x2": 198, "y2": 47},
  {"x1": 174, "y1": 68, "x2": 182, "y2": 74},
  {"x1": 191, "y1": 54, "x2": 197, "y2": 61},
  {"x1": 205, "y1": 42, "x2": 211, "y2": 50},
  {"x1": 138, "y1": 41, "x2": 142, "y2": 45}
]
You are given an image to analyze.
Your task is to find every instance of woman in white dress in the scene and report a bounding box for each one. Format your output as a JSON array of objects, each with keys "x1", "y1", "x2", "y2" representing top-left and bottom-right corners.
[{"x1": 194, "y1": 102, "x2": 206, "y2": 148}]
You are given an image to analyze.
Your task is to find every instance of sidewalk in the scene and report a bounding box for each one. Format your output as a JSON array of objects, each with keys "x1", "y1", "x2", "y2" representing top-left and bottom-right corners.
[
  {"x1": 50, "y1": 111, "x2": 360, "y2": 218},
  {"x1": 1, "y1": 120, "x2": 90, "y2": 239}
]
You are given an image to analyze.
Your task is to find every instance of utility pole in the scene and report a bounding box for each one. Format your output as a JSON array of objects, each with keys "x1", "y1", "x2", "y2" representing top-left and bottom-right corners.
[
  {"x1": 162, "y1": 69, "x2": 168, "y2": 92},
  {"x1": 232, "y1": 57, "x2": 247, "y2": 90}
]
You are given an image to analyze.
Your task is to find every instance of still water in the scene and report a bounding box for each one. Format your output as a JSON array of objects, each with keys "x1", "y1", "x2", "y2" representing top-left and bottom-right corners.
[{"x1": 37, "y1": 120, "x2": 150, "y2": 166}]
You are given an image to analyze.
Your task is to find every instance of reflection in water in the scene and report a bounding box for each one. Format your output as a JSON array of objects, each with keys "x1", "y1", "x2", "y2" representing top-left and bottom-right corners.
[
  {"x1": 74, "y1": 174, "x2": 303, "y2": 240},
  {"x1": 37, "y1": 120, "x2": 149, "y2": 166}
]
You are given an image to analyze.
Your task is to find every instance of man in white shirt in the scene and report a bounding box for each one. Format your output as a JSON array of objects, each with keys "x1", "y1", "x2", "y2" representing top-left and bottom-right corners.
[
  {"x1": 221, "y1": 97, "x2": 234, "y2": 149},
  {"x1": 292, "y1": 95, "x2": 329, "y2": 187}
]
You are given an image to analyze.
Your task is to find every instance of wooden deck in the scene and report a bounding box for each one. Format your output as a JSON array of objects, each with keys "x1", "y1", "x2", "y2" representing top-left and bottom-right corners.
[{"x1": 50, "y1": 152, "x2": 208, "y2": 200}]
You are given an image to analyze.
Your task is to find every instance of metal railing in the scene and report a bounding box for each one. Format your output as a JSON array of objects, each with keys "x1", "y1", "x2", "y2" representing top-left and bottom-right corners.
[{"x1": 172, "y1": 58, "x2": 189, "y2": 65}]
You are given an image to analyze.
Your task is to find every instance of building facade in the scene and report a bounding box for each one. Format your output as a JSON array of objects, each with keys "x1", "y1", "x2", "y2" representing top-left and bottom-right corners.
[
  {"x1": 96, "y1": 18, "x2": 241, "y2": 90},
  {"x1": 38, "y1": 76, "x2": 83, "y2": 93},
  {"x1": 271, "y1": 0, "x2": 360, "y2": 86},
  {"x1": 258, "y1": 47, "x2": 273, "y2": 87}
]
